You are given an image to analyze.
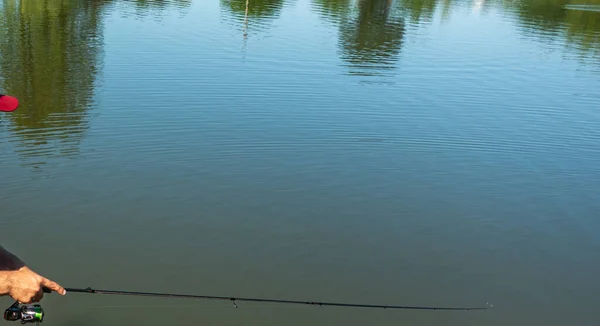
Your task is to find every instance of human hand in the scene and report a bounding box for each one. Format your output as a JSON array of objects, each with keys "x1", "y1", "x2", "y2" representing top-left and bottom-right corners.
[{"x1": 5, "y1": 266, "x2": 66, "y2": 303}]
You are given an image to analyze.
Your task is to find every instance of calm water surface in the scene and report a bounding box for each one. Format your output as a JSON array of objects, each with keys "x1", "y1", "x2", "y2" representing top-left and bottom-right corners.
[{"x1": 1, "y1": 0, "x2": 600, "y2": 325}]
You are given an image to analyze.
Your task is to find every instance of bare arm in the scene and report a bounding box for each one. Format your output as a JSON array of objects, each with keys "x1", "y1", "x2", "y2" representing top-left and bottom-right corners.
[
  {"x1": 0, "y1": 246, "x2": 66, "y2": 303},
  {"x1": 0, "y1": 246, "x2": 26, "y2": 271}
]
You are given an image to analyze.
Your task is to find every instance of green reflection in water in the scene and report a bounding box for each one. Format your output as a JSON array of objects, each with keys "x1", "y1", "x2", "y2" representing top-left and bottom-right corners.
[
  {"x1": 117, "y1": 0, "x2": 192, "y2": 18},
  {"x1": 0, "y1": 0, "x2": 191, "y2": 167},
  {"x1": 222, "y1": 0, "x2": 285, "y2": 19},
  {"x1": 311, "y1": 0, "x2": 405, "y2": 76},
  {"x1": 338, "y1": 0, "x2": 405, "y2": 76},
  {"x1": 314, "y1": 0, "x2": 600, "y2": 61},
  {"x1": 311, "y1": 0, "x2": 351, "y2": 22},
  {"x1": 0, "y1": 0, "x2": 106, "y2": 166},
  {"x1": 399, "y1": 0, "x2": 438, "y2": 22},
  {"x1": 506, "y1": 0, "x2": 600, "y2": 56}
]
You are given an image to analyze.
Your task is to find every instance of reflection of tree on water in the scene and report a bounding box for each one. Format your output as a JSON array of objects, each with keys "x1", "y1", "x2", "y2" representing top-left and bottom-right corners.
[
  {"x1": 398, "y1": 0, "x2": 437, "y2": 22},
  {"x1": 338, "y1": 0, "x2": 405, "y2": 76},
  {"x1": 312, "y1": 0, "x2": 351, "y2": 23},
  {"x1": 563, "y1": 6, "x2": 600, "y2": 57},
  {"x1": 122, "y1": 0, "x2": 192, "y2": 18},
  {"x1": 223, "y1": 0, "x2": 285, "y2": 18},
  {"x1": 0, "y1": 0, "x2": 192, "y2": 168},
  {"x1": 315, "y1": 0, "x2": 600, "y2": 74},
  {"x1": 128, "y1": 0, "x2": 192, "y2": 10},
  {"x1": 220, "y1": 0, "x2": 285, "y2": 54},
  {"x1": 221, "y1": 0, "x2": 285, "y2": 31},
  {"x1": 397, "y1": 0, "x2": 456, "y2": 23},
  {"x1": 0, "y1": 0, "x2": 106, "y2": 166},
  {"x1": 396, "y1": 0, "x2": 600, "y2": 59},
  {"x1": 506, "y1": 0, "x2": 600, "y2": 57}
]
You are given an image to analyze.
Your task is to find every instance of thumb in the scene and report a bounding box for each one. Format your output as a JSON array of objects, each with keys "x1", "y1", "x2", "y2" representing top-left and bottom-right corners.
[{"x1": 41, "y1": 278, "x2": 66, "y2": 295}]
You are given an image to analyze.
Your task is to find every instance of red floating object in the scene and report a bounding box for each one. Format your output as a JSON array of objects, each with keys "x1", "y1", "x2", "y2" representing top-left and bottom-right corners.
[{"x1": 0, "y1": 94, "x2": 19, "y2": 112}]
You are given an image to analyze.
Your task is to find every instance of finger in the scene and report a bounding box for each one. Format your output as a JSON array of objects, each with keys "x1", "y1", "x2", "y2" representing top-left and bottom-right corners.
[
  {"x1": 28, "y1": 286, "x2": 44, "y2": 303},
  {"x1": 40, "y1": 278, "x2": 66, "y2": 295},
  {"x1": 32, "y1": 291, "x2": 43, "y2": 303},
  {"x1": 18, "y1": 296, "x2": 33, "y2": 304}
]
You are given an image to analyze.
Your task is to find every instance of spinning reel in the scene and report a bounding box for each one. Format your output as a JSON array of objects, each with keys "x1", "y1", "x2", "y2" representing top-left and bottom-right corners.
[{"x1": 3, "y1": 302, "x2": 43, "y2": 324}]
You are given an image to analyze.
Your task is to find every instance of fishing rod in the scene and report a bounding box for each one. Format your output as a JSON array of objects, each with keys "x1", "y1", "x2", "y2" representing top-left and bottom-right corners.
[{"x1": 4, "y1": 286, "x2": 491, "y2": 324}]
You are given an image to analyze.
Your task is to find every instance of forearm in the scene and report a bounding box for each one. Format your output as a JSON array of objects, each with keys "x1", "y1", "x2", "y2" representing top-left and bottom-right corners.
[
  {"x1": 0, "y1": 246, "x2": 25, "y2": 271},
  {"x1": 0, "y1": 271, "x2": 13, "y2": 296},
  {"x1": 0, "y1": 246, "x2": 20, "y2": 296}
]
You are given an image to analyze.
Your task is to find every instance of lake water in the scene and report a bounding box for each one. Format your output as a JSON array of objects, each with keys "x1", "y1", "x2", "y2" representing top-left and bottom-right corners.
[{"x1": 1, "y1": 0, "x2": 600, "y2": 325}]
